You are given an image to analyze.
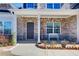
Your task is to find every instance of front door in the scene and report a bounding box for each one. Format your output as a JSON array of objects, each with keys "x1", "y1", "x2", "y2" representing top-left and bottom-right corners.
[{"x1": 27, "y1": 22, "x2": 34, "y2": 39}]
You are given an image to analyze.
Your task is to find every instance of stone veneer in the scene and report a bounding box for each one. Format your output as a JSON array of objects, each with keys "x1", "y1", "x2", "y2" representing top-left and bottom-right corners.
[
  {"x1": 17, "y1": 16, "x2": 38, "y2": 40},
  {"x1": 17, "y1": 15, "x2": 77, "y2": 42},
  {"x1": 62, "y1": 15, "x2": 77, "y2": 38},
  {"x1": 40, "y1": 15, "x2": 77, "y2": 42}
]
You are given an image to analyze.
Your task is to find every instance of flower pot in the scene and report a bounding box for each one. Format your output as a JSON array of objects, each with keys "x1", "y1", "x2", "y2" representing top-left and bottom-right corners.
[{"x1": 61, "y1": 43, "x2": 66, "y2": 48}]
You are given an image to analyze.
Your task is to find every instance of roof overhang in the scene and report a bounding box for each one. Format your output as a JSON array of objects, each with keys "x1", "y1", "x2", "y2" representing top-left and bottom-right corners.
[
  {"x1": 9, "y1": 9, "x2": 79, "y2": 15},
  {"x1": 0, "y1": 9, "x2": 11, "y2": 13}
]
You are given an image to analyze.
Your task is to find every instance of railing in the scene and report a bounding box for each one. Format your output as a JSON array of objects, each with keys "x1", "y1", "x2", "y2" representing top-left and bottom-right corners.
[
  {"x1": 70, "y1": 3, "x2": 77, "y2": 9},
  {"x1": 40, "y1": 34, "x2": 77, "y2": 44}
]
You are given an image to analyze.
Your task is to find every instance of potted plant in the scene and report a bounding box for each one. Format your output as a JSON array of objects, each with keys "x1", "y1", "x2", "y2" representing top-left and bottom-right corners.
[
  {"x1": 61, "y1": 40, "x2": 67, "y2": 48},
  {"x1": 36, "y1": 43, "x2": 46, "y2": 49}
]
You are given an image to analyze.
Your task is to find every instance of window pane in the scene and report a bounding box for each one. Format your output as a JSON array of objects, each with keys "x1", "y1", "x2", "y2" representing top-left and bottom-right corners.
[
  {"x1": 28, "y1": 3, "x2": 33, "y2": 8},
  {"x1": 26, "y1": 3, "x2": 37, "y2": 9},
  {"x1": 54, "y1": 29, "x2": 60, "y2": 33},
  {"x1": 4, "y1": 22, "x2": 11, "y2": 29},
  {"x1": 47, "y1": 22, "x2": 53, "y2": 33},
  {"x1": 47, "y1": 3, "x2": 53, "y2": 9},
  {"x1": 0, "y1": 22, "x2": 2, "y2": 26},
  {"x1": 47, "y1": 29, "x2": 53, "y2": 33},
  {"x1": 4, "y1": 21, "x2": 11, "y2": 35},
  {"x1": 54, "y1": 3, "x2": 61, "y2": 9},
  {"x1": 0, "y1": 22, "x2": 3, "y2": 34},
  {"x1": 47, "y1": 22, "x2": 53, "y2": 28},
  {"x1": 54, "y1": 22, "x2": 60, "y2": 28},
  {"x1": 34, "y1": 3, "x2": 37, "y2": 8},
  {"x1": 4, "y1": 29, "x2": 11, "y2": 35}
]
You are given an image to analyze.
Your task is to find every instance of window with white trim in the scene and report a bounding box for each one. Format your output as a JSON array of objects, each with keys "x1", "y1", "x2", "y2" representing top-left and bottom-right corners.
[
  {"x1": 47, "y1": 3, "x2": 61, "y2": 9},
  {"x1": 25, "y1": 3, "x2": 37, "y2": 9},
  {"x1": 47, "y1": 22, "x2": 53, "y2": 33},
  {"x1": 0, "y1": 21, "x2": 12, "y2": 35},
  {"x1": 4, "y1": 21, "x2": 12, "y2": 35},
  {"x1": 47, "y1": 22, "x2": 61, "y2": 34}
]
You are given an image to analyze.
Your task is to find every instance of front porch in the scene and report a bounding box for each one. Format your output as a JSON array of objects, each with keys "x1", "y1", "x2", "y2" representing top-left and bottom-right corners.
[
  {"x1": 40, "y1": 15, "x2": 77, "y2": 44},
  {"x1": 17, "y1": 15, "x2": 77, "y2": 44}
]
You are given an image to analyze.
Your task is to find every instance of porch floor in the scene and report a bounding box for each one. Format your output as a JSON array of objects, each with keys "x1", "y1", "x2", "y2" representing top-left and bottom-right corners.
[{"x1": 17, "y1": 39, "x2": 36, "y2": 43}]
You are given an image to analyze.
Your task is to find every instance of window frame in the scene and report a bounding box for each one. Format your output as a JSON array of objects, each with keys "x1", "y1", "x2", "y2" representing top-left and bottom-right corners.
[
  {"x1": 54, "y1": 22, "x2": 61, "y2": 33},
  {"x1": 4, "y1": 21, "x2": 12, "y2": 35},
  {"x1": 53, "y1": 3, "x2": 61, "y2": 9},
  {"x1": 47, "y1": 3, "x2": 54, "y2": 9},
  {"x1": 0, "y1": 21, "x2": 12, "y2": 35},
  {"x1": 26, "y1": 3, "x2": 37, "y2": 9},
  {"x1": 46, "y1": 22, "x2": 61, "y2": 34},
  {"x1": 46, "y1": 3, "x2": 61, "y2": 9},
  {"x1": 47, "y1": 22, "x2": 53, "y2": 33}
]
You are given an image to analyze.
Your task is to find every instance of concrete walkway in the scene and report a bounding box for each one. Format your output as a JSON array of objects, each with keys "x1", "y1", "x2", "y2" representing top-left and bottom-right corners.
[
  {"x1": 0, "y1": 46, "x2": 14, "y2": 56},
  {"x1": 11, "y1": 44, "x2": 79, "y2": 56}
]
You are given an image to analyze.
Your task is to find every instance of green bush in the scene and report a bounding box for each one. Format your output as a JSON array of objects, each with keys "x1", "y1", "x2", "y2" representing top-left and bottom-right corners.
[
  {"x1": 10, "y1": 32, "x2": 16, "y2": 45},
  {"x1": 10, "y1": 38, "x2": 16, "y2": 45},
  {"x1": 0, "y1": 44, "x2": 3, "y2": 47}
]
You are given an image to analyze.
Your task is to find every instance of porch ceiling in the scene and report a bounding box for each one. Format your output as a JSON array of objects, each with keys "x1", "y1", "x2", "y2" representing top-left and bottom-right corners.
[{"x1": 9, "y1": 9, "x2": 79, "y2": 16}]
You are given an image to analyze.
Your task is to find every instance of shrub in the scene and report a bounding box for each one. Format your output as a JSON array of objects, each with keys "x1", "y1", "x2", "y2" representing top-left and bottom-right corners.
[{"x1": 9, "y1": 38, "x2": 16, "y2": 46}]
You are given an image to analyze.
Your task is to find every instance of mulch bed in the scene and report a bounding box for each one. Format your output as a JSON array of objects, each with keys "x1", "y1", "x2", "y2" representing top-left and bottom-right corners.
[{"x1": 36, "y1": 43, "x2": 79, "y2": 50}]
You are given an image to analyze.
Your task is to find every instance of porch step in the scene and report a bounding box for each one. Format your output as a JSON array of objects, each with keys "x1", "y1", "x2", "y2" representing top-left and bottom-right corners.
[{"x1": 17, "y1": 40, "x2": 36, "y2": 43}]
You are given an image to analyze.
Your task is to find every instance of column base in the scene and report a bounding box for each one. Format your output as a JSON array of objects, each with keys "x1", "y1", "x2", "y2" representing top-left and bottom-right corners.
[{"x1": 37, "y1": 42, "x2": 41, "y2": 44}]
